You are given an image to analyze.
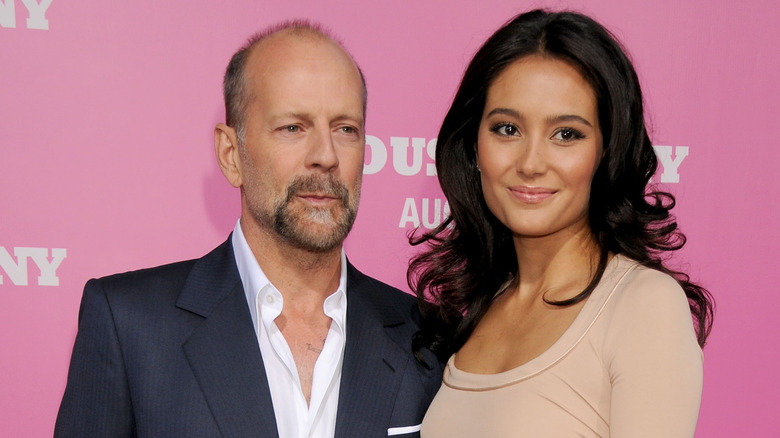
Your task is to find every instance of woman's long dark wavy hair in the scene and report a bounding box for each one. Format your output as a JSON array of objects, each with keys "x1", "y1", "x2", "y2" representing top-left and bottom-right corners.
[{"x1": 409, "y1": 9, "x2": 714, "y2": 362}]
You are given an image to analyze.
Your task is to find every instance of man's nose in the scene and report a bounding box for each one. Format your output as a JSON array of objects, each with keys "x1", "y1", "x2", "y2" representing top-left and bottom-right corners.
[{"x1": 305, "y1": 126, "x2": 339, "y2": 171}]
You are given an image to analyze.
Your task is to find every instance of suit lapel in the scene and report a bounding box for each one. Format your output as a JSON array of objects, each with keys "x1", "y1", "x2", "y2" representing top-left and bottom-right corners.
[
  {"x1": 177, "y1": 239, "x2": 279, "y2": 438},
  {"x1": 335, "y1": 263, "x2": 411, "y2": 437}
]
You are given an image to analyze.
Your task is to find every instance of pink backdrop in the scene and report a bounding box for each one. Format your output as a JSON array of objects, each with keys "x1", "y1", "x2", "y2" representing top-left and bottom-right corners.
[{"x1": 2, "y1": 0, "x2": 778, "y2": 436}]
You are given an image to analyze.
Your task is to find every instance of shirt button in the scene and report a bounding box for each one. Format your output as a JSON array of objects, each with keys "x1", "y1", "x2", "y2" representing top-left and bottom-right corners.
[{"x1": 266, "y1": 295, "x2": 275, "y2": 304}]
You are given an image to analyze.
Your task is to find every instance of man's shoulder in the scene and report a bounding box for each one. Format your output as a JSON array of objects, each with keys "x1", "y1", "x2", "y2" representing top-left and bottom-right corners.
[
  {"x1": 345, "y1": 262, "x2": 418, "y2": 324},
  {"x1": 92, "y1": 258, "x2": 199, "y2": 290},
  {"x1": 346, "y1": 263, "x2": 414, "y2": 303},
  {"x1": 86, "y1": 238, "x2": 235, "y2": 302}
]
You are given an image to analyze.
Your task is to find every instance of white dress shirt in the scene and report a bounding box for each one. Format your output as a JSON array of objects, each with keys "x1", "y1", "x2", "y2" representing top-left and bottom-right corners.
[{"x1": 232, "y1": 220, "x2": 347, "y2": 438}]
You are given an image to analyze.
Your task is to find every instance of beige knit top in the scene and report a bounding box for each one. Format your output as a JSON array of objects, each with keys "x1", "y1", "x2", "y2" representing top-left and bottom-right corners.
[{"x1": 421, "y1": 255, "x2": 703, "y2": 437}]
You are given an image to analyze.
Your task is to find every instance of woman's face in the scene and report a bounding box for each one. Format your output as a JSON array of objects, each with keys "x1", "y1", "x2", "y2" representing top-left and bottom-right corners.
[{"x1": 477, "y1": 55, "x2": 602, "y2": 240}]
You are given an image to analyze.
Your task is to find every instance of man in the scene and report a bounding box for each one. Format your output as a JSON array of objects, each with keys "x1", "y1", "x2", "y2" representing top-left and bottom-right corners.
[{"x1": 55, "y1": 22, "x2": 441, "y2": 438}]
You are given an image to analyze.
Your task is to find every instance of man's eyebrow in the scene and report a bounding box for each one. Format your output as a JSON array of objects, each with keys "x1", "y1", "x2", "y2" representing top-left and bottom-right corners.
[
  {"x1": 276, "y1": 111, "x2": 312, "y2": 120},
  {"x1": 331, "y1": 113, "x2": 364, "y2": 125},
  {"x1": 272, "y1": 112, "x2": 363, "y2": 123}
]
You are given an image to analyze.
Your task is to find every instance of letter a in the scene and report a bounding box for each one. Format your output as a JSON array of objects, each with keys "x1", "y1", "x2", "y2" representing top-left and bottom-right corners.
[{"x1": 399, "y1": 198, "x2": 420, "y2": 228}]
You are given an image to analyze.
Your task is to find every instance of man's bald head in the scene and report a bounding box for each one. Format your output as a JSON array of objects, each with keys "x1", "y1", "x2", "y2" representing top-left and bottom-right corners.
[{"x1": 223, "y1": 21, "x2": 367, "y2": 143}]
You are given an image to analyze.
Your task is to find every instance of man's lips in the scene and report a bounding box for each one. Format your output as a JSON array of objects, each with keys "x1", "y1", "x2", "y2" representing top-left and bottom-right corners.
[
  {"x1": 507, "y1": 186, "x2": 557, "y2": 203},
  {"x1": 296, "y1": 192, "x2": 340, "y2": 204}
]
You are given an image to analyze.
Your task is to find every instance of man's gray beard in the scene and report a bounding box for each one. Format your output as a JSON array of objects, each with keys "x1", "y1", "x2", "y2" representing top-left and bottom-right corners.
[{"x1": 272, "y1": 174, "x2": 359, "y2": 253}]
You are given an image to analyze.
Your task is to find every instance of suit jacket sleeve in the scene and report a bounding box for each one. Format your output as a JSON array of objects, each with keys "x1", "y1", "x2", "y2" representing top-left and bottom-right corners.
[{"x1": 55, "y1": 279, "x2": 136, "y2": 437}]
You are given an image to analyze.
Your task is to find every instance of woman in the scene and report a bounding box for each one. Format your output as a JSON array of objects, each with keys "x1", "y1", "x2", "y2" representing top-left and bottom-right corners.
[{"x1": 410, "y1": 10, "x2": 714, "y2": 437}]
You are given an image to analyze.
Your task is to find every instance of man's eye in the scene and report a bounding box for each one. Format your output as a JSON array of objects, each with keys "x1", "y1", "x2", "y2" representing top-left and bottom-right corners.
[{"x1": 284, "y1": 125, "x2": 300, "y2": 133}]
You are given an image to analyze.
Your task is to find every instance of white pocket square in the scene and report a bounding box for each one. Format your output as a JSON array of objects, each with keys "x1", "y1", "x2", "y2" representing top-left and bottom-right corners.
[{"x1": 387, "y1": 424, "x2": 422, "y2": 436}]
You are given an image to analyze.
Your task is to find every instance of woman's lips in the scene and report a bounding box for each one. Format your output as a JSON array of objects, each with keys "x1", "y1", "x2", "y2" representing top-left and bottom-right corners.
[{"x1": 508, "y1": 186, "x2": 557, "y2": 203}]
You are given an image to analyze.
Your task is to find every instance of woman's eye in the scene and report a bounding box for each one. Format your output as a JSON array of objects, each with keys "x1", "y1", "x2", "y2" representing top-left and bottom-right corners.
[
  {"x1": 553, "y1": 127, "x2": 584, "y2": 142},
  {"x1": 490, "y1": 123, "x2": 519, "y2": 136}
]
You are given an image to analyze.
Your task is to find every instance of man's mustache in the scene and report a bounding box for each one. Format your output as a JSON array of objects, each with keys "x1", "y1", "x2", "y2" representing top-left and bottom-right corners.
[{"x1": 284, "y1": 175, "x2": 350, "y2": 206}]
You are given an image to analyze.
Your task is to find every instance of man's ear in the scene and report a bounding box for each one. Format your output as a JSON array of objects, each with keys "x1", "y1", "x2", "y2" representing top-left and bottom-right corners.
[{"x1": 215, "y1": 123, "x2": 243, "y2": 188}]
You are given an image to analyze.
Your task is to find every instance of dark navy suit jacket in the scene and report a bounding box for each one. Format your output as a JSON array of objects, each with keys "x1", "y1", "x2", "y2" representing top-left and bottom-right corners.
[{"x1": 54, "y1": 238, "x2": 442, "y2": 437}]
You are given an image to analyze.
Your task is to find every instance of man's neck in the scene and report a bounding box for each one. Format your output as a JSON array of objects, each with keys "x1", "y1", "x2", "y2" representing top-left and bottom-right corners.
[{"x1": 241, "y1": 219, "x2": 343, "y2": 304}]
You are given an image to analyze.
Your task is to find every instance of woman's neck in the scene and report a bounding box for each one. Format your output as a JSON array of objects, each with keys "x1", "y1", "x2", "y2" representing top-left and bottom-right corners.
[{"x1": 511, "y1": 220, "x2": 602, "y2": 302}]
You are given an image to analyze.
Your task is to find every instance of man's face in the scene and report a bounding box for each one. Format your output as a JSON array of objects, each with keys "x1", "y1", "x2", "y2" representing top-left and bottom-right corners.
[{"x1": 236, "y1": 33, "x2": 365, "y2": 253}]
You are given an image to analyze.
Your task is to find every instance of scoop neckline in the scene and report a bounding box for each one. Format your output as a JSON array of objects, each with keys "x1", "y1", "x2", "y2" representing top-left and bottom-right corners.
[{"x1": 444, "y1": 254, "x2": 637, "y2": 391}]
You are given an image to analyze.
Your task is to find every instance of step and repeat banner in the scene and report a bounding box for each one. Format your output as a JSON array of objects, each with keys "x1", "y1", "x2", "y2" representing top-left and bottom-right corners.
[{"x1": 2, "y1": 0, "x2": 778, "y2": 436}]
